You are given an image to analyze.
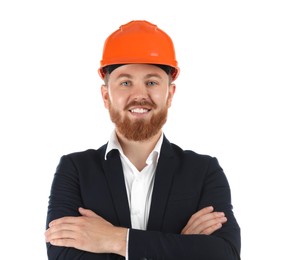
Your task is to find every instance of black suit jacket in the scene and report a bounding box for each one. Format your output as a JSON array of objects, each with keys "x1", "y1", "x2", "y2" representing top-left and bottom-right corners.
[{"x1": 46, "y1": 136, "x2": 241, "y2": 259}]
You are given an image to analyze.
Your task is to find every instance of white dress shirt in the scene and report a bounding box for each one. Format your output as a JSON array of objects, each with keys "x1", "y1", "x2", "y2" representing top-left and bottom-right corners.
[
  {"x1": 105, "y1": 131, "x2": 163, "y2": 258},
  {"x1": 105, "y1": 130, "x2": 163, "y2": 230}
]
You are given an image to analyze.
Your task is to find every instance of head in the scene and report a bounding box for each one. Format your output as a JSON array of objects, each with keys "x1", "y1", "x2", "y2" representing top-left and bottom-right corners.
[{"x1": 98, "y1": 20, "x2": 180, "y2": 142}]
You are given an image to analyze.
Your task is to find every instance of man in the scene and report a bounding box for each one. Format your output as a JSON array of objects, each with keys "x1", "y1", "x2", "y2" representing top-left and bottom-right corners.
[{"x1": 45, "y1": 20, "x2": 241, "y2": 259}]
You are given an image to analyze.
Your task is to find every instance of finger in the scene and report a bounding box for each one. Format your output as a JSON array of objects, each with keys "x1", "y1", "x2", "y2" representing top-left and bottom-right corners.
[
  {"x1": 181, "y1": 206, "x2": 213, "y2": 233},
  {"x1": 79, "y1": 207, "x2": 99, "y2": 217},
  {"x1": 49, "y1": 238, "x2": 76, "y2": 248},
  {"x1": 185, "y1": 206, "x2": 214, "y2": 229},
  {"x1": 191, "y1": 206, "x2": 214, "y2": 220},
  {"x1": 200, "y1": 216, "x2": 228, "y2": 235},
  {"x1": 78, "y1": 207, "x2": 97, "y2": 217},
  {"x1": 49, "y1": 216, "x2": 78, "y2": 227},
  {"x1": 201, "y1": 223, "x2": 223, "y2": 235},
  {"x1": 194, "y1": 211, "x2": 225, "y2": 226},
  {"x1": 196, "y1": 216, "x2": 227, "y2": 234},
  {"x1": 45, "y1": 226, "x2": 76, "y2": 242},
  {"x1": 181, "y1": 209, "x2": 218, "y2": 233},
  {"x1": 181, "y1": 212, "x2": 225, "y2": 234}
]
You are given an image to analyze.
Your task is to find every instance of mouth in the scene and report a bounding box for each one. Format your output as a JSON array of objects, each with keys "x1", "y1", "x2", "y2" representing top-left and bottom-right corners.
[{"x1": 129, "y1": 107, "x2": 151, "y2": 114}]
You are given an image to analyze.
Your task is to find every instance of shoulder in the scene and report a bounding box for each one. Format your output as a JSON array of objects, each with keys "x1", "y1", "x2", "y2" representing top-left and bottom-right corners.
[
  {"x1": 173, "y1": 143, "x2": 219, "y2": 165},
  {"x1": 162, "y1": 136, "x2": 222, "y2": 170},
  {"x1": 163, "y1": 136, "x2": 213, "y2": 161},
  {"x1": 66, "y1": 144, "x2": 106, "y2": 160},
  {"x1": 56, "y1": 144, "x2": 107, "y2": 171},
  {"x1": 172, "y1": 143, "x2": 211, "y2": 159}
]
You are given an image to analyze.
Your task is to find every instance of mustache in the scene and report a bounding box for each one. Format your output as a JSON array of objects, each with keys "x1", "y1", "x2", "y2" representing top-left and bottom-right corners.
[{"x1": 124, "y1": 100, "x2": 157, "y2": 110}]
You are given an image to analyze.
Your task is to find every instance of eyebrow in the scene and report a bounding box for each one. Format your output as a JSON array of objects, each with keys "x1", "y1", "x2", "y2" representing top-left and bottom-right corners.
[
  {"x1": 116, "y1": 73, "x2": 133, "y2": 79},
  {"x1": 145, "y1": 73, "x2": 163, "y2": 79}
]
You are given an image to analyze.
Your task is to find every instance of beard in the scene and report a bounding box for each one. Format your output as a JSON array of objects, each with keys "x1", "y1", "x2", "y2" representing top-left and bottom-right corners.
[{"x1": 108, "y1": 100, "x2": 168, "y2": 141}]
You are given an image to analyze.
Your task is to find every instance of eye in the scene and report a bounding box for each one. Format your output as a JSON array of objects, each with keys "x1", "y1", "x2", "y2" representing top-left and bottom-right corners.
[
  {"x1": 147, "y1": 81, "x2": 158, "y2": 87},
  {"x1": 120, "y1": 81, "x2": 130, "y2": 87}
]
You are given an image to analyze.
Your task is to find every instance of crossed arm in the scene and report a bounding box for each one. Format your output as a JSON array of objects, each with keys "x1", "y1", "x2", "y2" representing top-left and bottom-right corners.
[{"x1": 45, "y1": 206, "x2": 227, "y2": 257}]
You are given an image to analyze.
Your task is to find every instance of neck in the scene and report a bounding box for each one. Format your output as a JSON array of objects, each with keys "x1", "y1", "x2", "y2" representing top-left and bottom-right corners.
[{"x1": 116, "y1": 130, "x2": 162, "y2": 171}]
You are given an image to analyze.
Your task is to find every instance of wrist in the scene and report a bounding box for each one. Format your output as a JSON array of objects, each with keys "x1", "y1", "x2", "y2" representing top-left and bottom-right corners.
[{"x1": 110, "y1": 227, "x2": 128, "y2": 256}]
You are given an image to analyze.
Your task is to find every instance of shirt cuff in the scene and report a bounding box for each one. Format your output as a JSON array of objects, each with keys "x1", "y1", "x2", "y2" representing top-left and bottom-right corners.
[{"x1": 125, "y1": 229, "x2": 130, "y2": 260}]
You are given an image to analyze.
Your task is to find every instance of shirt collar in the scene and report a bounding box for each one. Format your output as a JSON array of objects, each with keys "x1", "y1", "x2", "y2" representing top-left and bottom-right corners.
[
  {"x1": 105, "y1": 130, "x2": 124, "y2": 160},
  {"x1": 105, "y1": 130, "x2": 163, "y2": 164}
]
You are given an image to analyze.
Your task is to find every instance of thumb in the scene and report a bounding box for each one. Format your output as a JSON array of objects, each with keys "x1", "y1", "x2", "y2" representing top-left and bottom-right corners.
[{"x1": 78, "y1": 207, "x2": 97, "y2": 217}]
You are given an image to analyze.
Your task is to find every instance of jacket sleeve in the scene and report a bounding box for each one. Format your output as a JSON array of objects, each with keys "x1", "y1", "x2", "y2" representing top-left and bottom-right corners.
[
  {"x1": 127, "y1": 157, "x2": 241, "y2": 260},
  {"x1": 45, "y1": 154, "x2": 124, "y2": 260}
]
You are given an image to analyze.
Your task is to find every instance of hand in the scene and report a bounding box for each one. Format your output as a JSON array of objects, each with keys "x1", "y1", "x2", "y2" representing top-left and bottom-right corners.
[
  {"x1": 181, "y1": 206, "x2": 227, "y2": 235},
  {"x1": 44, "y1": 207, "x2": 127, "y2": 256}
]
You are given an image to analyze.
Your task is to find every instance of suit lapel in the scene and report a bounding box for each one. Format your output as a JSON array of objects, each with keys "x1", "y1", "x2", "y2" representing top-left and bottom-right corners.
[
  {"x1": 102, "y1": 149, "x2": 131, "y2": 228},
  {"x1": 147, "y1": 136, "x2": 176, "y2": 231}
]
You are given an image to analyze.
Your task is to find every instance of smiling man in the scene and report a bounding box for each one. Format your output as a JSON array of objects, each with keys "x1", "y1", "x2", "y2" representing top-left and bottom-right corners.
[
  {"x1": 45, "y1": 20, "x2": 241, "y2": 260},
  {"x1": 104, "y1": 64, "x2": 172, "y2": 144}
]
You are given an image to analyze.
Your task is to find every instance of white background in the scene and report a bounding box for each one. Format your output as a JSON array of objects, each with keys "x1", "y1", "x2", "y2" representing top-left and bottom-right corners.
[{"x1": 1, "y1": 0, "x2": 280, "y2": 259}]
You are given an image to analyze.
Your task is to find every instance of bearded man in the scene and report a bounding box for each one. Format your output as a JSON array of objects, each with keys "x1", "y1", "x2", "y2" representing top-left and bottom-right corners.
[{"x1": 45, "y1": 20, "x2": 241, "y2": 260}]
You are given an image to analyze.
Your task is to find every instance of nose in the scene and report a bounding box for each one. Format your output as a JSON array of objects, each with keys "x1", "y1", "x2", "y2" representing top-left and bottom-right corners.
[{"x1": 131, "y1": 83, "x2": 149, "y2": 100}]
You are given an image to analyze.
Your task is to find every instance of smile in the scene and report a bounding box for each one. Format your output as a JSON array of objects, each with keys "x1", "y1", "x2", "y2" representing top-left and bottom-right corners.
[{"x1": 129, "y1": 108, "x2": 151, "y2": 114}]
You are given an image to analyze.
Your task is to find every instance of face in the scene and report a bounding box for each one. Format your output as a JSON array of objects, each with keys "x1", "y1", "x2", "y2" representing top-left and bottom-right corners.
[{"x1": 101, "y1": 64, "x2": 176, "y2": 141}]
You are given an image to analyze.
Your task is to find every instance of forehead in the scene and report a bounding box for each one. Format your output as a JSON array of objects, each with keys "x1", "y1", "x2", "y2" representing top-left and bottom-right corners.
[{"x1": 109, "y1": 64, "x2": 168, "y2": 79}]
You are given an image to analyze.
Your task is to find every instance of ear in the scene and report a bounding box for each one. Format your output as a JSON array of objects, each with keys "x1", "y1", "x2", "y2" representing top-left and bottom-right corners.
[
  {"x1": 167, "y1": 83, "x2": 176, "y2": 107},
  {"x1": 101, "y1": 84, "x2": 110, "y2": 109}
]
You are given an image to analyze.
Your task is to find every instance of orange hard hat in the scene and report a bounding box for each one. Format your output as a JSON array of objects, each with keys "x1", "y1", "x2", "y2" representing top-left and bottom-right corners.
[{"x1": 98, "y1": 20, "x2": 180, "y2": 81}]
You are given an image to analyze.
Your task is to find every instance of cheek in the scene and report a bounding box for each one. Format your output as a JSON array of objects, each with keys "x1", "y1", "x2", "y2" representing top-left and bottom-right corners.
[
  {"x1": 151, "y1": 91, "x2": 170, "y2": 105},
  {"x1": 109, "y1": 94, "x2": 127, "y2": 109}
]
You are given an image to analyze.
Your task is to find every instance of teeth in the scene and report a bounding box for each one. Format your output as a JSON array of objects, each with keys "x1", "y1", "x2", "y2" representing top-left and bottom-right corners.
[{"x1": 131, "y1": 108, "x2": 148, "y2": 113}]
